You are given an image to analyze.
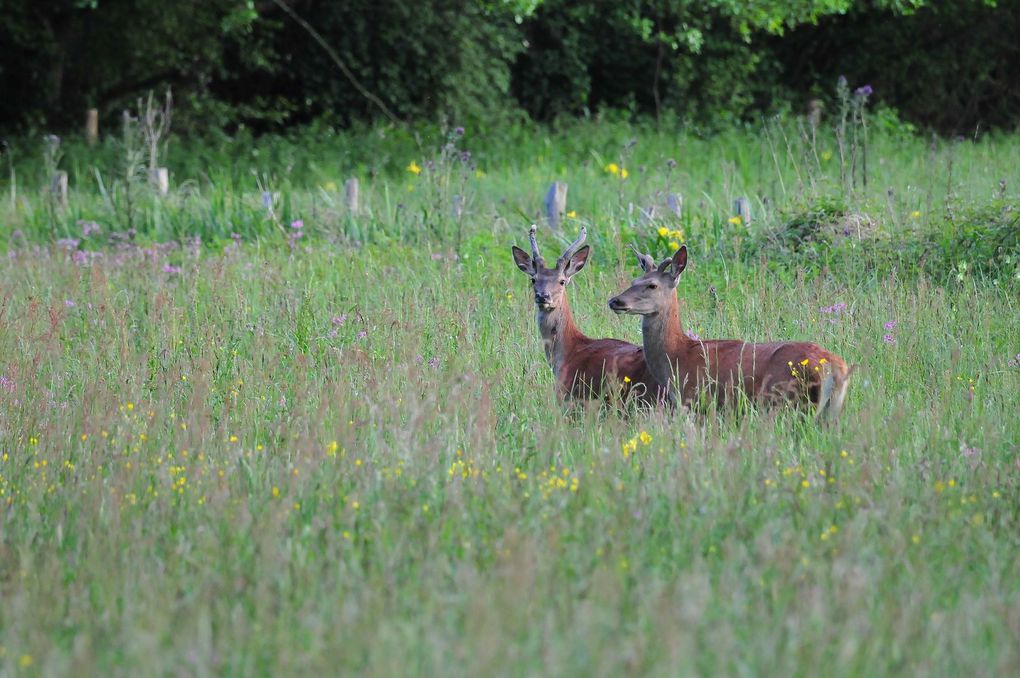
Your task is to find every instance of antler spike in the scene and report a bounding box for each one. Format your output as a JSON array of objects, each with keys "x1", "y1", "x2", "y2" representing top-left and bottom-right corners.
[
  {"x1": 557, "y1": 225, "x2": 588, "y2": 266},
  {"x1": 528, "y1": 224, "x2": 543, "y2": 264},
  {"x1": 629, "y1": 242, "x2": 656, "y2": 273}
]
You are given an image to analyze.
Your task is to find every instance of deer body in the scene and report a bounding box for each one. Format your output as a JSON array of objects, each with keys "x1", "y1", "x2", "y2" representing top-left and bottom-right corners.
[
  {"x1": 610, "y1": 246, "x2": 852, "y2": 420},
  {"x1": 513, "y1": 226, "x2": 664, "y2": 406}
]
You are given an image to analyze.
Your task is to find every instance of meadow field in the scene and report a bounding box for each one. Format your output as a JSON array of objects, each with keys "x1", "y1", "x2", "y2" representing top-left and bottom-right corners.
[{"x1": 0, "y1": 118, "x2": 1018, "y2": 675}]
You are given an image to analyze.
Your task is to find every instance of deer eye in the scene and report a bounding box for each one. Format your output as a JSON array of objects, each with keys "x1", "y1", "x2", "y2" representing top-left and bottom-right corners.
[
  {"x1": 647, "y1": 283, "x2": 658, "y2": 290},
  {"x1": 530, "y1": 278, "x2": 536, "y2": 285},
  {"x1": 559, "y1": 279, "x2": 566, "y2": 286}
]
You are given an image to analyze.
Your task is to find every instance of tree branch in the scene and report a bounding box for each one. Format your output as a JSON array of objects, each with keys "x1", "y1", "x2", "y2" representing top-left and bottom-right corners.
[{"x1": 270, "y1": 0, "x2": 402, "y2": 126}]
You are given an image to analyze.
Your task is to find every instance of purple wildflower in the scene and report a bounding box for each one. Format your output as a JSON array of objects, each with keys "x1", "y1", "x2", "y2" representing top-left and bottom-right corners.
[
  {"x1": 821, "y1": 302, "x2": 848, "y2": 315},
  {"x1": 855, "y1": 84, "x2": 874, "y2": 97},
  {"x1": 56, "y1": 238, "x2": 80, "y2": 251},
  {"x1": 261, "y1": 192, "x2": 274, "y2": 210},
  {"x1": 685, "y1": 330, "x2": 700, "y2": 341},
  {"x1": 331, "y1": 314, "x2": 347, "y2": 327},
  {"x1": 883, "y1": 334, "x2": 896, "y2": 344},
  {"x1": 65, "y1": 299, "x2": 76, "y2": 308},
  {"x1": 0, "y1": 375, "x2": 14, "y2": 394},
  {"x1": 454, "y1": 126, "x2": 465, "y2": 136},
  {"x1": 428, "y1": 356, "x2": 441, "y2": 369},
  {"x1": 290, "y1": 219, "x2": 304, "y2": 230},
  {"x1": 163, "y1": 263, "x2": 182, "y2": 275},
  {"x1": 1008, "y1": 354, "x2": 1020, "y2": 368},
  {"x1": 80, "y1": 220, "x2": 101, "y2": 237},
  {"x1": 356, "y1": 330, "x2": 367, "y2": 340},
  {"x1": 460, "y1": 151, "x2": 471, "y2": 163}
]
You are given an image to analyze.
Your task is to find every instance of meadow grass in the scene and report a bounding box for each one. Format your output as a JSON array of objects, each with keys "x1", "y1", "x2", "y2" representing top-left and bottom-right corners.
[{"x1": 0, "y1": 119, "x2": 1018, "y2": 675}]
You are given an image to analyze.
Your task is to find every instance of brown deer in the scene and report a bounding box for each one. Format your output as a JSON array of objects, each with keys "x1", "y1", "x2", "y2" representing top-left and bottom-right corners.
[
  {"x1": 608, "y1": 245, "x2": 852, "y2": 420},
  {"x1": 511, "y1": 225, "x2": 664, "y2": 406}
]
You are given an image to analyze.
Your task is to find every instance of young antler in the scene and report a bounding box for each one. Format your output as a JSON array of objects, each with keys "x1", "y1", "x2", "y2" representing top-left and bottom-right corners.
[
  {"x1": 556, "y1": 225, "x2": 587, "y2": 267},
  {"x1": 528, "y1": 224, "x2": 544, "y2": 265}
]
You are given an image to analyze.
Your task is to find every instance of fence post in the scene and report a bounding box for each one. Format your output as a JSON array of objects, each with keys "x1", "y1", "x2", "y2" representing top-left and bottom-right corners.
[
  {"x1": 544, "y1": 181, "x2": 568, "y2": 230},
  {"x1": 85, "y1": 108, "x2": 99, "y2": 146},
  {"x1": 666, "y1": 193, "x2": 683, "y2": 217},
  {"x1": 344, "y1": 177, "x2": 359, "y2": 215},
  {"x1": 51, "y1": 171, "x2": 68, "y2": 209},
  {"x1": 150, "y1": 168, "x2": 169, "y2": 197},
  {"x1": 733, "y1": 197, "x2": 751, "y2": 225}
]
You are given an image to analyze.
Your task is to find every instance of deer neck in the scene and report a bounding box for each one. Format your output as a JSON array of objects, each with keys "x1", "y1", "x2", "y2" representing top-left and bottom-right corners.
[
  {"x1": 640, "y1": 294, "x2": 691, "y2": 396},
  {"x1": 536, "y1": 295, "x2": 583, "y2": 376}
]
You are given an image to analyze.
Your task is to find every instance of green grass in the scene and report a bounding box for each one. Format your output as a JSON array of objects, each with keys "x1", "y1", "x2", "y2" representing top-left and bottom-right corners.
[{"x1": 0, "y1": 119, "x2": 1018, "y2": 674}]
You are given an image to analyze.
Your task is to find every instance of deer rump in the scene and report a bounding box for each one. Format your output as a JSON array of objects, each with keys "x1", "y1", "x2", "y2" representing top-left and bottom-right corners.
[
  {"x1": 670, "y1": 339, "x2": 849, "y2": 410},
  {"x1": 558, "y1": 339, "x2": 666, "y2": 406}
]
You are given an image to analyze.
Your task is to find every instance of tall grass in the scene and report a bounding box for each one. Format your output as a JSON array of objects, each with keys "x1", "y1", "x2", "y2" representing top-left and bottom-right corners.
[{"x1": 0, "y1": 118, "x2": 1018, "y2": 674}]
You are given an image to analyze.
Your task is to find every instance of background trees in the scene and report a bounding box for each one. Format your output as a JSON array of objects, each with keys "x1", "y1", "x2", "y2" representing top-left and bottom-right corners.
[{"x1": 0, "y1": 0, "x2": 1016, "y2": 135}]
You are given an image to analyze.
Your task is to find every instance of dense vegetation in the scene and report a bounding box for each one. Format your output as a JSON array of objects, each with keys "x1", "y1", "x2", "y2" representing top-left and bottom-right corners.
[
  {"x1": 2, "y1": 0, "x2": 1019, "y2": 135},
  {"x1": 1, "y1": 116, "x2": 1018, "y2": 672}
]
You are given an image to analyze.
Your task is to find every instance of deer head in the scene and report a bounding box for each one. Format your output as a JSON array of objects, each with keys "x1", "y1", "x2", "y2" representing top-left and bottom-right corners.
[
  {"x1": 608, "y1": 244, "x2": 687, "y2": 316},
  {"x1": 511, "y1": 225, "x2": 590, "y2": 311}
]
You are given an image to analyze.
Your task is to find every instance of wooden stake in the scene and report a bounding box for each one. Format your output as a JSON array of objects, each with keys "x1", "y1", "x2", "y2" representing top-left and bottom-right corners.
[
  {"x1": 544, "y1": 181, "x2": 568, "y2": 230},
  {"x1": 85, "y1": 109, "x2": 99, "y2": 146},
  {"x1": 733, "y1": 197, "x2": 751, "y2": 225},
  {"x1": 150, "y1": 167, "x2": 169, "y2": 197},
  {"x1": 51, "y1": 172, "x2": 68, "y2": 209},
  {"x1": 344, "y1": 177, "x2": 359, "y2": 215}
]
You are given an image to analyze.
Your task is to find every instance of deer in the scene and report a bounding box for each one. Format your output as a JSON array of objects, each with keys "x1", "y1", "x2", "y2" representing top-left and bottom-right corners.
[
  {"x1": 511, "y1": 225, "x2": 665, "y2": 406},
  {"x1": 608, "y1": 244, "x2": 853, "y2": 421}
]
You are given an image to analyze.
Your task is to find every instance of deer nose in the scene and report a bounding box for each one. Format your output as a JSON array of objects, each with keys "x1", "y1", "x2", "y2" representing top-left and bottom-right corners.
[
  {"x1": 608, "y1": 296, "x2": 626, "y2": 311},
  {"x1": 535, "y1": 292, "x2": 551, "y2": 303}
]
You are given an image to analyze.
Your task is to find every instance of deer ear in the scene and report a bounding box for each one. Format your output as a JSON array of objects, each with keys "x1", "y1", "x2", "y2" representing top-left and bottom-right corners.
[
  {"x1": 563, "y1": 245, "x2": 590, "y2": 278},
  {"x1": 668, "y1": 245, "x2": 688, "y2": 286},
  {"x1": 511, "y1": 246, "x2": 535, "y2": 275}
]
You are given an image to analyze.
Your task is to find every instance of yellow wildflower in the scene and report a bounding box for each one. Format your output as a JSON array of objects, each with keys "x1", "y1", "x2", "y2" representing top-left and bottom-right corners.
[
  {"x1": 566, "y1": 210, "x2": 577, "y2": 218},
  {"x1": 728, "y1": 216, "x2": 742, "y2": 226},
  {"x1": 639, "y1": 431, "x2": 652, "y2": 445},
  {"x1": 669, "y1": 241, "x2": 680, "y2": 251},
  {"x1": 271, "y1": 486, "x2": 280, "y2": 498},
  {"x1": 605, "y1": 163, "x2": 620, "y2": 176},
  {"x1": 620, "y1": 168, "x2": 629, "y2": 179},
  {"x1": 910, "y1": 210, "x2": 921, "y2": 218},
  {"x1": 623, "y1": 376, "x2": 631, "y2": 383},
  {"x1": 658, "y1": 226, "x2": 669, "y2": 237},
  {"x1": 407, "y1": 161, "x2": 422, "y2": 175},
  {"x1": 800, "y1": 359, "x2": 810, "y2": 366}
]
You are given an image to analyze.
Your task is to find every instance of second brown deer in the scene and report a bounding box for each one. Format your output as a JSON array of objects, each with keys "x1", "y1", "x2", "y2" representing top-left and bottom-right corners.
[{"x1": 608, "y1": 244, "x2": 852, "y2": 420}]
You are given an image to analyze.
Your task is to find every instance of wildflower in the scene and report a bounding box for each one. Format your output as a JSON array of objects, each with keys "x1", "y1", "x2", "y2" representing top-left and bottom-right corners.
[
  {"x1": 639, "y1": 431, "x2": 652, "y2": 445},
  {"x1": 668, "y1": 241, "x2": 680, "y2": 251},
  {"x1": 623, "y1": 376, "x2": 631, "y2": 383},
  {"x1": 454, "y1": 126, "x2": 465, "y2": 136},
  {"x1": 427, "y1": 356, "x2": 440, "y2": 369},
  {"x1": 620, "y1": 168, "x2": 629, "y2": 179},
  {"x1": 910, "y1": 210, "x2": 921, "y2": 218},
  {"x1": 605, "y1": 163, "x2": 620, "y2": 176},
  {"x1": 884, "y1": 320, "x2": 896, "y2": 331},
  {"x1": 272, "y1": 486, "x2": 280, "y2": 498},
  {"x1": 883, "y1": 334, "x2": 896, "y2": 344},
  {"x1": 658, "y1": 227, "x2": 669, "y2": 237},
  {"x1": 261, "y1": 191, "x2": 274, "y2": 209},
  {"x1": 685, "y1": 330, "x2": 700, "y2": 341},
  {"x1": 1007, "y1": 353, "x2": 1020, "y2": 368},
  {"x1": 854, "y1": 84, "x2": 874, "y2": 97},
  {"x1": 566, "y1": 210, "x2": 577, "y2": 218},
  {"x1": 800, "y1": 359, "x2": 810, "y2": 366},
  {"x1": 19, "y1": 655, "x2": 33, "y2": 668},
  {"x1": 820, "y1": 302, "x2": 847, "y2": 315},
  {"x1": 407, "y1": 161, "x2": 422, "y2": 175},
  {"x1": 356, "y1": 330, "x2": 367, "y2": 340},
  {"x1": 163, "y1": 263, "x2": 182, "y2": 275},
  {"x1": 728, "y1": 216, "x2": 742, "y2": 226},
  {"x1": 80, "y1": 220, "x2": 101, "y2": 237},
  {"x1": 290, "y1": 219, "x2": 304, "y2": 230},
  {"x1": 65, "y1": 299, "x2": 76, "y2": 308},
  {"x1": 0, "y1": 375, "x2": 14, "y2": 393},
  {"x1": 820, "y1": 150, "x2": 833, "y2": 162},
  {"x1": 911, "y1": 534, "x2": 921, "y2": 545}
]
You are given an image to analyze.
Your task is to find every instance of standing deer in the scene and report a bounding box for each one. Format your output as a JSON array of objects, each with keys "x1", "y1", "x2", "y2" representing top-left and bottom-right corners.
[
  {"x1": 608, "y1": 245, "x2": 852, "y2": 420},
  {"x1": 511, "y1": 225, "x2": 664, "y2": 405}
]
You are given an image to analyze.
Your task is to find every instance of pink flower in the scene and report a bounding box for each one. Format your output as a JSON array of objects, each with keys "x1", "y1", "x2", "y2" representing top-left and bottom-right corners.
[
  {"x1": 0, "y1": 375, "x2": 14, "y2": 393},
  {"x1": 883, "y1": 334, "x2": 896, "y2": 344},
  {"x1": 884, "y1": 320, "x2": 896, "y2": 330},
  {"x1": 290, "y1": 219, "x2": 304, "y2": 230}
]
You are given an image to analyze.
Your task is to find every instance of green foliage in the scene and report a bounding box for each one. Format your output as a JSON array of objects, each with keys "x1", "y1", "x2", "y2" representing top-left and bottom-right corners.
[{"x1": 2, "y1": 0, "x2": 1017, "y2": 134}]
